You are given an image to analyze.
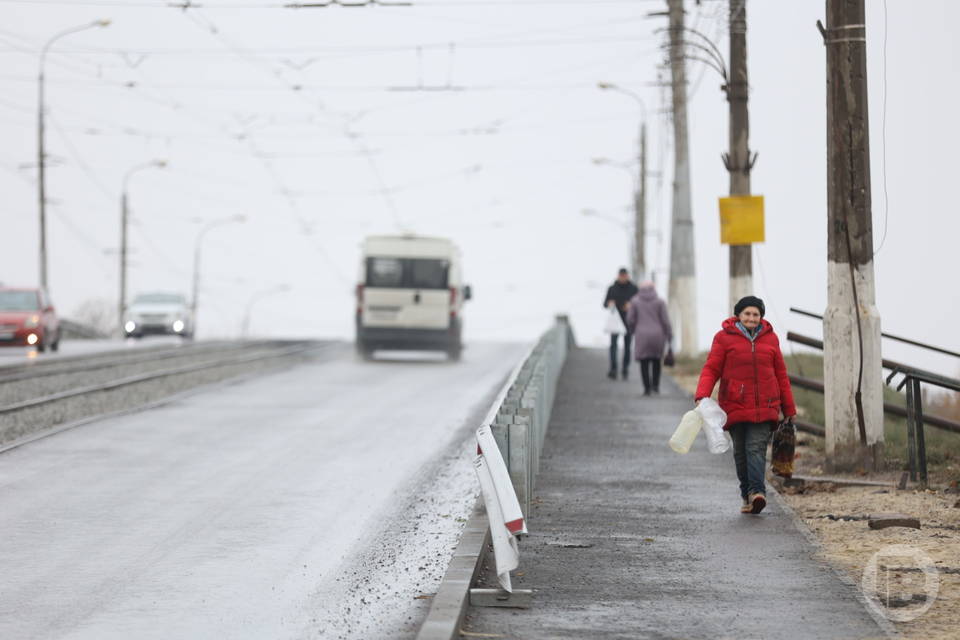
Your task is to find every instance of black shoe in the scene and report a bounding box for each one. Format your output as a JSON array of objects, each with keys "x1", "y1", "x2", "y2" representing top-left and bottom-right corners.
[
  {"x1": 621, "y1": 370, "x2": 629, "y2": 381},
  {"x1": 652, "y1": 387, "x2": 660, "y2": 394},
  {"x1": 643, "y1": 388, "x2": 651, "y2": 396},
  {"x1": 607, "y1": 370, "x2": 616, "y2": 380}
]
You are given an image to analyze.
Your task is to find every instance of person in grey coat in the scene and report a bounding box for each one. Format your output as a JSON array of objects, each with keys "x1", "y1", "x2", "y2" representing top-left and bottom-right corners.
[{"x1": 625, "y1": 282, "x2": 673, "y2": 395}]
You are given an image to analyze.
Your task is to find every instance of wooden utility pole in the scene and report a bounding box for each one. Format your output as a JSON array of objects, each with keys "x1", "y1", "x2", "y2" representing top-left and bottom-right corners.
[
  {"x1": 821, "y1": 0, "x2": 884, "y2": 469},
  {"x1": 724, "y1": 0, "x2": 754, "y2": 311},
  {"x1": 666, "y1": 0, "x2": 697, "y2": 356}
]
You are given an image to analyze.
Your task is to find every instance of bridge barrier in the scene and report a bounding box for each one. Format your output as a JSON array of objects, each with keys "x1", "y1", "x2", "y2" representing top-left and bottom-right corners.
[
  {"x1": 59, "y1": 319, "x2": 108, "y2": 340},
  {"x1": 415, "y1": 315, "x2": 574, "y2": 640}
]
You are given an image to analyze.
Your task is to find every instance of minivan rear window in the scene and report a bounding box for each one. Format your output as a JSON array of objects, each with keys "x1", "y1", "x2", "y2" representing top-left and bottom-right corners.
[{"x1": 366, "y1": 257, "x2": 449, "y2": 289}]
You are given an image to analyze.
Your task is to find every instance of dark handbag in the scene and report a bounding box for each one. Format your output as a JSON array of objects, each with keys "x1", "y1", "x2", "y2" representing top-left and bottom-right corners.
[
  {"x1": 663, "y1": 348, "x2": 675, "y2": 368},
  {"x1": 771, "y1": 419, "x2": 797, "y2": 478}
]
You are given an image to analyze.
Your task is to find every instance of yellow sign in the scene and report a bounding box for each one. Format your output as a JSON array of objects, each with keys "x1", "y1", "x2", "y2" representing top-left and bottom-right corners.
[{"x1": 719, "y1": 195, "x2": 765, "y2": 244}]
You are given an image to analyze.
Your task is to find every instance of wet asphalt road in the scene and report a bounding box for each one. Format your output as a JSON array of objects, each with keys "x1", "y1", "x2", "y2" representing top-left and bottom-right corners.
[
  {"x1": 464, "y1": 348, "x2": 888, "y2": 640},
  {"x1": 0, "y1": 343, "x2": 523, "y2": 639}
]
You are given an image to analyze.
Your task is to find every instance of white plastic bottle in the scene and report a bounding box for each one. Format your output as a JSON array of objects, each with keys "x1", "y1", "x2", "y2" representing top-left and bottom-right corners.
[{"x1": 669, "y1": 409, "x2": 703, "y2": 454}]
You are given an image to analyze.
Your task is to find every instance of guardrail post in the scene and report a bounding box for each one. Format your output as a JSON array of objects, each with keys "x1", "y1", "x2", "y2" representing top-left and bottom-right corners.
[{"x1": 509, "y1": 412, "x2": 531, "y2": 517}]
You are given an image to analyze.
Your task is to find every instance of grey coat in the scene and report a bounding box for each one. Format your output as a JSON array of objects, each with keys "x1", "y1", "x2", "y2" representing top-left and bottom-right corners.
[{"x1": 625, "y1": 287, "x2": 673, "y2": 360}]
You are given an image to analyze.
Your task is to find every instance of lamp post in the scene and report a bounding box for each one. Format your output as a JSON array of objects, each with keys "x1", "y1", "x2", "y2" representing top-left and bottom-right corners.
[
  {"x1": 597, "y1": 82, "x2": 648, "y2": 281},
  {"x1": 119, "y1": 159, "x2": 167, "y2": 334},
  {"x1": 191, "y1": 215, "x2": 246, "y2": 338},
  {"x1": 37, "y1": 19, "x2": 110, "y2": 291},
  {"x1": 590, "y1": 157, "x2": 639, "y2": 277},
  {"x1": 241, "y1": 284, "x2": 291, "y2": 338}
]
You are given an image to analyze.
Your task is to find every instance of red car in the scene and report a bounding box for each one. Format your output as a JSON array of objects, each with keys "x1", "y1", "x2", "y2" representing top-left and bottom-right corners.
[{"x1": 0, "y1": 287, "x2": 60, "y2": 352}]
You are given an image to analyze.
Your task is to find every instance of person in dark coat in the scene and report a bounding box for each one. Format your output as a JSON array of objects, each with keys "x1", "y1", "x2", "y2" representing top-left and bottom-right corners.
[
  {"x1": 625, "y1": 281, "x2": 672, "y2": 395},
  {"x1": 694, "y1": 296, "x2": 796, "y2": 515},
  {"x1": 603, "y1": 268, "x2": 639, "y2": 380}
]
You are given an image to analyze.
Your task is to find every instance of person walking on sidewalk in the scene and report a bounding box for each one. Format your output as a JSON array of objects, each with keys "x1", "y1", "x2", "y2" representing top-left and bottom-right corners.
[
  {"x1": 604, "y1": 268, "x2": 639, "y2": 380},
  {"x1": 625, "y1": 281, "x2": 672, "y2": 395},
  {"x1": 694, "y1": 296, "x2": 796, "y2": 515}
]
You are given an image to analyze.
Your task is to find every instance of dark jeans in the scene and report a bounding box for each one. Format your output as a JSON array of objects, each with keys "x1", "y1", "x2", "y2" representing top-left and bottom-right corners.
[
  {"x1": 608, "y1": 332, "x2": 632, "y2": 373},
  {"x1": 638, "y1": 358, "x2": 661, "y2": 392},
  {"x1": 729, "y1": 421, "x2": 773, "y2": 499}
]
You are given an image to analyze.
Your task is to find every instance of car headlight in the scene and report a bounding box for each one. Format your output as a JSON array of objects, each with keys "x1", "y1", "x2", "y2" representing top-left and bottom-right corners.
[
  {"x1": 172, "y1": 320, "x2": 185, "y2": 333},
  {"x1": 24, "y1": 315, "x2": 40, "y2": 328},
  {"x1": 124, "y1": 321, "x2": 137, "y2": 333}
]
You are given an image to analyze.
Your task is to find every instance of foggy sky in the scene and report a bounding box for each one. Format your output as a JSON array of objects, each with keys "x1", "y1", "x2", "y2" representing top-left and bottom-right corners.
[{"x1": 2, "y1": 0, "x2": 958, "y2": 376}]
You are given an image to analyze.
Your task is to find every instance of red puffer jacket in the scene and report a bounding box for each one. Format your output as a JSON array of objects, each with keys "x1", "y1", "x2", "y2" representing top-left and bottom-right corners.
[{"x1": 694, "y1": 317, "x2": 796, "y2": 429}]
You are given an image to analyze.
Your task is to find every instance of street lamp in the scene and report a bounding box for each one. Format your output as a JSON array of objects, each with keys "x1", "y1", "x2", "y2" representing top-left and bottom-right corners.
[
  {"x1": 597, "y1": 81, "x2": 649, "y2": 280},
  {"x1": 37, "y1": 19, "x2": 110, "y2": 292},
  {"x1": 241, "y1": 284, "x2": 291, "y2": 338},
  {"x1": 119, "y1": 159, "x2": 167, "y2": 334},
  {"x1": 191, "y1": 214, "x2": 246, "y2": 338}
]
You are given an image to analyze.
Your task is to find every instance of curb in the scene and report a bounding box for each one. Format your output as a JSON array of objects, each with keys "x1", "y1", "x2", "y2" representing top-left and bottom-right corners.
[{"x1": 415, "y1": 501, "x2": 489, "y2": 640}]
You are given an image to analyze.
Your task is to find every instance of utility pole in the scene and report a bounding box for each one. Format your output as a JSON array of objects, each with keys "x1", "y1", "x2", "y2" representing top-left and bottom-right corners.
[
  {"x1": 724, "y1": 0, "x2": 755, "y2": 311},
  {"x1": 635, "y1": 123, "x2": 647, "y2": 280},
  {"x1": 820, "y1": 0, "x2": 884, "y2": 470},
  {"x1": 666, "y1": 0, "x2": 697, "y2": 356},
  {"x1": 119, "y1": 190, "x2": 129, "y2": 333}
]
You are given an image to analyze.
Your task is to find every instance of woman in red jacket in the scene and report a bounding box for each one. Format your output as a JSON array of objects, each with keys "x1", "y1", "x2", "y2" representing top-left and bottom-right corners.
[{"x1": 695, "y1": 296, "x2": 796, "y2": 514}]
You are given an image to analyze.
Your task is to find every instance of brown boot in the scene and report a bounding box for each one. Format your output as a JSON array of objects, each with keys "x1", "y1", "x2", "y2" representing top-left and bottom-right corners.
[{"x1": 748, "y1": 492, "x2": 766, "y2": 514}]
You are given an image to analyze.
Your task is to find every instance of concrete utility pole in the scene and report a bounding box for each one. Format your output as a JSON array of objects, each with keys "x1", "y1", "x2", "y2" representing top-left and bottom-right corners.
[
  {"x1": 820, "y1": 0, "x2": 884, "y2": 470},
  {"x1": 666, "y1": 0, "x2": 697, "y2": 356},
  {"x1": 636, "y1": 123, "x2": 648, "y2": 280},
  {"x1": 724, "y1": 0, "x2": 755, "y2": 311}
]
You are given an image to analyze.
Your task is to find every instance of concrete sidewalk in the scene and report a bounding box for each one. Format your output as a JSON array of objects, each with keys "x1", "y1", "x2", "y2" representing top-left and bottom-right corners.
[{"x1": 463, "y1": 348, "x2": 889, "y2": 640}]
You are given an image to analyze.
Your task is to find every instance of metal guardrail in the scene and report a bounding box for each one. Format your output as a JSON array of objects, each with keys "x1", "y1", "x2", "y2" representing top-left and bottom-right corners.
[
  {"x1": 415, "y1": 315, "x2": 574, "y2": 640},
  {"x1": 489, "y1": 316, "x2": 572, "y2": 517},
  {"x1": 58, "y1": 319, "x2": 109, "y2": 340}
]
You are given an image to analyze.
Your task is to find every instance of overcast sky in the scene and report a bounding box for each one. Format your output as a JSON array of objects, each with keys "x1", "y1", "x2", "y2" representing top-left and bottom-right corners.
[{"x1": 2, "y1": 0, "x2": 957, "y2": 375}]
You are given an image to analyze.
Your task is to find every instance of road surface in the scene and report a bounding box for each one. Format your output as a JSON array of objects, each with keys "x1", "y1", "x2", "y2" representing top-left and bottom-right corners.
[{"x1": 0, "y1": 343, "x2": 523, "y2": 639}]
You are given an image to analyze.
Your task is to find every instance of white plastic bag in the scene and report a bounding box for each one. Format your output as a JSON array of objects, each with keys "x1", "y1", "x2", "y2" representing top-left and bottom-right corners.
[
  {"x1": 696, "y1": 398, "x2": 731, "y2": 454},
  {"x1": 603, "y1": 307, "x2": 627, "y2": 335}
]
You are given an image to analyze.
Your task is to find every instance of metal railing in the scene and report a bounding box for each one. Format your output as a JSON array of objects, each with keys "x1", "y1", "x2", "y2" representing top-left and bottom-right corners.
[
  {"x1": 790, "y1": 307, "x2": 960, "y2": 359},
  {"x1": 785, "y1": 309, "x2": 960, "y2": 486},
  {"x1": 489, "y1": 315, "x2": 573, "y2": 517},
  {"x1": 888, "y1": 367, "x2": 960, "y2": 486}
]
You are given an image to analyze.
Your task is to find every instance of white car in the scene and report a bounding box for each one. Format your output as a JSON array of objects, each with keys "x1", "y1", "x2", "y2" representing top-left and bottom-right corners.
[
  {"x1": 124, "y1": 292, "x2": 193, "y2": 339},
  {"x1": 355, "y1": 235, "x2": 471, "y2": 360}
]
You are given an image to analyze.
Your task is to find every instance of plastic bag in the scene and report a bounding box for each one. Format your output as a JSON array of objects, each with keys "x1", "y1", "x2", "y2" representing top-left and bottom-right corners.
[
  {"x1": 696, "y1": 398, "x2": 730, "y2": 454},
  {"x1": 603, "y1": 307, "x2": 627, "y2": 335},
  {"x1": 771, "y1": 419, "x2": 797, "y2": 478}
]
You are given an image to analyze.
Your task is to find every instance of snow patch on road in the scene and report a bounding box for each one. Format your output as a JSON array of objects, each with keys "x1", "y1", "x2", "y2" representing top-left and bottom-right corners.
[{"x1": 300, "y1": 418, "x2": 486, "y2": 639}]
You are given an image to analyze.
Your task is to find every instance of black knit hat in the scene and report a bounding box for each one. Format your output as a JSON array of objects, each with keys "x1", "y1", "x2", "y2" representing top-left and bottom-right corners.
[{"x1": 734, "y1": 295, "x2": 765, "y2": 317}]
